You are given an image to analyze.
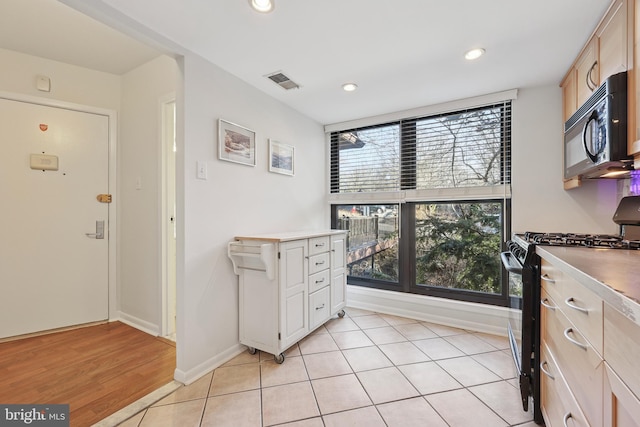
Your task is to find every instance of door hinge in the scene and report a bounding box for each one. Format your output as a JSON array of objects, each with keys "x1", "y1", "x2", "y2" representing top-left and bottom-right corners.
[{"x1": 96, "y1": 194, "x2": 112, "y2": 203}]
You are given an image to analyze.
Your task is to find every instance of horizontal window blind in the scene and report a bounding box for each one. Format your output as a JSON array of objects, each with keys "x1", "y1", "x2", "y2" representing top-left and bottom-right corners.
[
  {"x1": 330, "y1": 124, "x2": 401, "y2": 193},
  {"x1": 330, "y1": 101, "x2": 511, "y2": 195}
]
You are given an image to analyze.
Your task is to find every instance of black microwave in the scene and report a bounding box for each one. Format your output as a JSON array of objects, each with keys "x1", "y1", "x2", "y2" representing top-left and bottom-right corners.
[{"x1": 564, "y1": 71, "x2": 633, "y2": 180}]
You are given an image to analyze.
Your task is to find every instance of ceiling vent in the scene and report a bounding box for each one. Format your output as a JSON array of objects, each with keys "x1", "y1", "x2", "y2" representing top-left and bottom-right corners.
[{"x1": 266, "y1": 71, "x2": 300, "y2": 90}]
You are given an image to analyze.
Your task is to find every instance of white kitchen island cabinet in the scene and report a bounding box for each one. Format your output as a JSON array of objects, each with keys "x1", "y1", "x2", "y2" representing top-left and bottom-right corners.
[{"x1": 228, "y1": 230, "x2": 347, "y2": 363}]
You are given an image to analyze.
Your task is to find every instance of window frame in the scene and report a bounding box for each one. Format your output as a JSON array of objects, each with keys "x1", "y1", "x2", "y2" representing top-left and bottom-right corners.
[{"x1": 329, "y1": 100, "x2": 512, "y2": 307}]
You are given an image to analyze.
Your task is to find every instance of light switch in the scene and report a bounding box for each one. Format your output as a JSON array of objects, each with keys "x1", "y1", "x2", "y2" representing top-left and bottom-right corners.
[{"x1": 197, "y1": 161, "x2": 207, "y2": 180}]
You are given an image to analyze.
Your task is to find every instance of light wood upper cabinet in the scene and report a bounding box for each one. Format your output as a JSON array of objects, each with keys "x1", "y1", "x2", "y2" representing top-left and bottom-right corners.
[
  {"x1": 561, "y1": 36, "x2": 597, "y2": 123},
  {"x1": 599, "y1": 0, "x2": 629, "y2": 82},
  {"x1": 576, "y1": 38, "x2": 600, "y2": 111},
  {"x1": 561, "y1": 0, "x2": 630, "y2": 123},
  {"x1": 562, "y1": 69, "x2": 578, "y2": 122}
]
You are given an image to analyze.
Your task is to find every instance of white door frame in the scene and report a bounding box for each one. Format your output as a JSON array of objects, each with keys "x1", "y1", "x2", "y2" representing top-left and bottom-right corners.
[
  {"x1": 0, "y1": 90, "x2": 118, "y2": 321},
  {"x1": 160, "y1": 92, "x2": 177, "y2": 338}
]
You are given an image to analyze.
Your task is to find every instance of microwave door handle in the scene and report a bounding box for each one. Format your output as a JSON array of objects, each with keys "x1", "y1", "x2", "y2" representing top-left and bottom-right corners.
[{"x1": 582, "y1": 110, "x2": 599, "y2": 163}]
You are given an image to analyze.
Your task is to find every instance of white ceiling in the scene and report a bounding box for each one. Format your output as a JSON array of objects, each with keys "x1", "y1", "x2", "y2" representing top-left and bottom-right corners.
[{"x1": 2, "y1": 0, "x2": 612, "y2": 125}]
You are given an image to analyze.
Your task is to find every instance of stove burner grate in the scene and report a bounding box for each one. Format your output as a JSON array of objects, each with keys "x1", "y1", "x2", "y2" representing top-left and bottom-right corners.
[{"x1": 524, "y1": 232, "x2": 640, "y2": 250}]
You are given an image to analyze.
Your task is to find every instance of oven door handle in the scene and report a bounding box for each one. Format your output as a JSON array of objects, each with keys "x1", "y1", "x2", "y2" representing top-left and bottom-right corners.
[{"x1": 500, "y1": 251, "x2": 523, "y2": 275}]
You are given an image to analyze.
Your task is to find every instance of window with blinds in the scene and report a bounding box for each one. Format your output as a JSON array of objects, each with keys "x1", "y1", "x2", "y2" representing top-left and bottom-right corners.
[
  {"x1": 330, "y1": 101, "x2": 511, "y2": 194},
  {"x1": 330, "y1": 100, "x2": 513, "y2": 306}
]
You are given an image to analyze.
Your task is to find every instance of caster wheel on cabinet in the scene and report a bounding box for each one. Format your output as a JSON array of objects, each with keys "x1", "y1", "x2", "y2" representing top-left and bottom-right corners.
[
  {"x1": 337, "y1": 309, "x2": 346, "y2": 318},
  {"x1": 247, "y1": 347, "x2": 257, "y2": 355},
  {"x1": 274, "y1": 353, "x2": 285, "y2": 364}
]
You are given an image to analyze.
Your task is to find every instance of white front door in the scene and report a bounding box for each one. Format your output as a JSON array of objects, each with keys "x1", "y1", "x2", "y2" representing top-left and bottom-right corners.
[{"x1": 0, "y1": 98, "x2": 110, "y2": 339}]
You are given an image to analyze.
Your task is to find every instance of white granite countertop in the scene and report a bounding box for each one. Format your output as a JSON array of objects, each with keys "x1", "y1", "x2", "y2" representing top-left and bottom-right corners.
[{"x1": 536, "y1": 245, "x2": 640, "y2": 325}]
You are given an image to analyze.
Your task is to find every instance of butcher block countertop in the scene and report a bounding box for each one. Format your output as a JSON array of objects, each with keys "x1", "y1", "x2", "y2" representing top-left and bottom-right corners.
[
  {"x1": 234, "y1": 229, "x2": 347, "y2": 243},
  {"x1": 536, "y1": 245, "x2": 640, "y2": 326}
]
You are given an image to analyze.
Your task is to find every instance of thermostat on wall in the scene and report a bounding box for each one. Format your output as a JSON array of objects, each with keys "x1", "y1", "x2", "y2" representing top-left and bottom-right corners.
[
  {"x1": 36, "y1": 75, "x2": 51, "y2": 92},
  {"x1": 30, "y1": 154, "x2": 59, "y2": 171}
]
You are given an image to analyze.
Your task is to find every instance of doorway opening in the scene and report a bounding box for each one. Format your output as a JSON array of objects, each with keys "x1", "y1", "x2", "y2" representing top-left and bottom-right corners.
[{"x1": 161, "y1": 95, "x2": 177, "y2": 340}]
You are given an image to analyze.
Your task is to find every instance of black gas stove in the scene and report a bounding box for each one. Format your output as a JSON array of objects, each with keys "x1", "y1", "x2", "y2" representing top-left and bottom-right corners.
[{"x1": 521, "y1": 231, "x2": 640, "y2": 250}]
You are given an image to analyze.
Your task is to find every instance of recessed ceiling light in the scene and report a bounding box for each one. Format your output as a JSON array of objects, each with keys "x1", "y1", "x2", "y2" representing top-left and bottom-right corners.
[
  {"x1": 342, "y1": 83, "x2": 358, "y2": 92},
  {"x1": 464, "y1": 48, "x2": 485, "y2": 60},
  {"x1": 250, "y1": 0, "x2": 274, "y2": 13}
]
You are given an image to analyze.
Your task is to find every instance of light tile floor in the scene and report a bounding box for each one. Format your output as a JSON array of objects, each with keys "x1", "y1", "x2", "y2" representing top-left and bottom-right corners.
[{"x1": 116, "y1": 308, "x2": 538, "y2": 427}]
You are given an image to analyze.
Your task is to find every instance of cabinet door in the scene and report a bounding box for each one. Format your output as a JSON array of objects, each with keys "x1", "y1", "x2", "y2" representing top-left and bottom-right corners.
[
  {"x1": 604, "y1": 303, "x2": 640, "y2": 403},
  {"x1": 279, "y1": 239, "x2": 308, "y2": 350},
  {"x1": 330, "y1": 233, "x2": 347, "y2": 313},
  {"x1": 562, "y1": 69, "x2": 578, "y2": 122},
  {"x1": 604, "y1": 363, "x2": 640, "y2": 427},
  {"x1": 597, "y1": 0, "x2": 628, "y2": 82},
  {"x1": 576, "y1": 38, "x2": 599, "y2": 107}
]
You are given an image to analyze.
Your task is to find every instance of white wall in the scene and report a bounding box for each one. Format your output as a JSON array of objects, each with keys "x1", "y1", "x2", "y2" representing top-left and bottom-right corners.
[
  {"x1": 512, "y1": 84, "x2": 621, "y2": 235},
  {"x1": 0, "y1": 48, "x2": 120, "y2": 110},
  {"x1": 119, "y1": 55, "x2": 178, "y2": 332},
  {"x1": 176, "y1": 53, "x2": 327, "y2": 382}
]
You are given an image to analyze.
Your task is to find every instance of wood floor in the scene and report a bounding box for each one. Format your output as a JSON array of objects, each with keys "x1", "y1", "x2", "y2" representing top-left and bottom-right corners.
[{"x1": 0, "y1": 322, "x2": 176, "y2": 427}]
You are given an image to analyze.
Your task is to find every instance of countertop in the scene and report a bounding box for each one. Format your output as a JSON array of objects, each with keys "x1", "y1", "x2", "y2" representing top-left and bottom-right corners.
[
  {"x1": 536, "y1": 245, "x2": 640, "y2": 325},
  {"x1": 234, "y1": 229, "x2": 347, "y2": 243}
]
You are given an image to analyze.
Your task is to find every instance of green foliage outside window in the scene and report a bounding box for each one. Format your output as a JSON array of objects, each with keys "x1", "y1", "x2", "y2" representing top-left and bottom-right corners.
[{"x1": 415, "y1": 203, "x2": 502, "y2": 294}]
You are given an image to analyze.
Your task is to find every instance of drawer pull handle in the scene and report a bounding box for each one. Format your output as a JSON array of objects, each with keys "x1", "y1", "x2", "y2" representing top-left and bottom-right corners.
[
  {"x1": 565, "y1": 297, "x2": 588, "y2": 314},
  {"x1": 563, "y1": 412, "x2": 573, "y2": 427},
  {"x1": 315, "y1": 243, "x2": 325, "y2": 247},
  {"x1": 315, "y1": 304, "x2": 325, "y2": 311},
  {"x1": 563, "y1": 328, "x2": 588, "y2": 350},
  {"x1": 540, "y1": 361, "x2": 555, "y2": 380},
  {"x1": 540, "y1": 298, "x2": 556, "y2": 310},
  {"x1": 315, "y1": 261, "x2": 325, "y2": 266},
  {"x1": 315, "y1": 278, "x2": 325, "y2": 284},
  {"x1": 540, "y1": 274, "x2": 555, "y2": 284}
]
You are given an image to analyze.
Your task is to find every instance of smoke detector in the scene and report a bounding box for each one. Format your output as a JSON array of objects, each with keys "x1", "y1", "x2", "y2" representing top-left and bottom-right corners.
[{"x1": 266, "y1": 71, "x2": 300, "y2": 90}]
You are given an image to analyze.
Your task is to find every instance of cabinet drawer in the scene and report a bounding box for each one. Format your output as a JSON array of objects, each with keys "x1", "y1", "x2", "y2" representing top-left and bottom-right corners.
[
  {"x1": 309, "y1": 252, "x2": 329, "y2": 275},
  {"x1": 541, "y1": 289, "x2": 604, "y2": 427},
  {"x1": 559, "y1": 272, "x2": 603, "y2": 355},
  {"x1": 309, "y1": 236, "x2": 330, "y2": 256},
  {"x1": 309, "y1": 269, "x2": 330, "y2": 294},
  {"x1": 309, "y1": 286, "x2": 330, "y2": 330},
  {"x1": 541, "y1": 259, "x2": 603, "y2": 355},
  {"x1": 540, "y1": 342, "x2": 590, "y2": 427},
  {"x1": 540, "y1": 260, "x2": 563, "y2": 309},
  {"x1": 604, "y1": 303, "x2": 640, "y2": 402}
]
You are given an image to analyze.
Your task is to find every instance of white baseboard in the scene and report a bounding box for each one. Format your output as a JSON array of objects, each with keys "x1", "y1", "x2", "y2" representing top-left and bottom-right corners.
[
  {"x1": 174, "y1": 343, "x2": 246, "y2": 385},
  {"x1": 115, "y1": 312, "x2": 160, "y2": 336},
  {"x1": 346, "y1": 285, "x2": 520, "y2": 337}
]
